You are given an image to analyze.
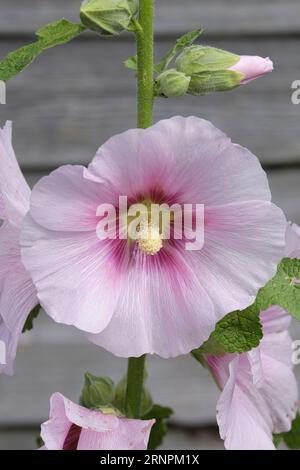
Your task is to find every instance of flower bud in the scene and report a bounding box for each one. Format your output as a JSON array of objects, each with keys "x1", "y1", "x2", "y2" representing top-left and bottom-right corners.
[
  {"x1": 80, "y1": 373, "x2": 115, "y2": 409},
  {"x1": 176, "y1": 46, "x2": 240, "y2": 75},
  {"x1": 187, "y1": 70, "x2": 243, "y2": 96},
  {"x1": 80, "y1": 0, "x2": 138, "y2": 36},
  {"x1": 156, "y1": 69, "x2": 191, "y2": 97},
  {"x1": 229, "y1": 55, "x2": 273, "y2": 84}
]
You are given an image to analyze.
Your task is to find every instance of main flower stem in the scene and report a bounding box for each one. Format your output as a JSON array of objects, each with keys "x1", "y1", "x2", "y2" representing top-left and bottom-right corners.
[{"x1": 125, "y1": 0, "x2": 154, "y2": 419}]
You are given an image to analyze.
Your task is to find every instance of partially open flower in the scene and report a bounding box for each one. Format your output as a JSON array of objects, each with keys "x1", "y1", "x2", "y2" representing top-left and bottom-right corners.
[
  {"x1": 21, "y1": 117, "x2": 286, "y2": 358},
  {"x1": 0, "y1": 122, "x2": 38, "y2": 375},
  {"x1": 175, "y1": 46, "x2": 273, "y2": 95},
  {"x1": 40, "y1": 393, "x2": 155, "y2": 450}
]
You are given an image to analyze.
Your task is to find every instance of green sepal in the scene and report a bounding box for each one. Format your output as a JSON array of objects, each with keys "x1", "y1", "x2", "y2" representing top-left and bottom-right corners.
[
  {"x1": 155, "y1": 69, "x2": 191, "y2": 97},
  {"x1": 22, "y1": 304, "x2": 41, "y2": 333},
  {"x1": 176, "y1": 45, "x2": 239, "y2": 75},
  {"x1": 143, "y1": 404, "x2": 173, "y2": 450},
  {"x1": 80, "y1": 0, "x2": 138, "y2": 36},
  {"x1": 188, "y1": 70, "x2": 243, "y2": 95},
  {"x1": 124, "y1": 55, "x2": 137, "y2": 71},
  {"x1": 113, "y1": 375, "x2": 153, "y2": 416},
  {"x1": 155, "y1": 29, "x2": 203, "y2": 73},
  {"x1": 80, "y1": 372, "x2": 115, "y2": 409}
]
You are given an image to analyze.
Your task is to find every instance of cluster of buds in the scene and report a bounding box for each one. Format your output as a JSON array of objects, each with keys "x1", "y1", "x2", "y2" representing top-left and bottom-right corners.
[
  {"x1": 156, "y1": 45, "x2": 273, "y2": 97},
  {"x1": 80, "y1": 0, "x2": 138, "y2": 35}
]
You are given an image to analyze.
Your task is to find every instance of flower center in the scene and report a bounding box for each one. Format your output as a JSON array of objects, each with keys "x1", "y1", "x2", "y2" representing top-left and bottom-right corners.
[{"x1": 137, "y1": 219, "x2": 163, "y2": 256}]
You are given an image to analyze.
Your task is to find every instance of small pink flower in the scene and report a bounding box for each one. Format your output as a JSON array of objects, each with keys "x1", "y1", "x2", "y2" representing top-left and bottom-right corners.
[
  {"x1": 40, "y1": 393, "x2": 155, "y2": 450},
  {"x1": 205, "y1": 222, "x2": 300, "y2": 450},
  {"x1": 229, "y1": 55, "x2": 273, "y2": 84},
  {"x1": 0, "y1": 122, "x2": 38, "y2": 375},
  {"x1": 21, "y1": 116, "x2": 286, "y2": 358}
]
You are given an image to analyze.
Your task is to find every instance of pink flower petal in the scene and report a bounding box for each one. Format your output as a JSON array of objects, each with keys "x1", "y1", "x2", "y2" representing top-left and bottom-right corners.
[
  {"x1": 217, "y1": 356, "x2": 275, "y2": 450},
  {"x1": 29, "y1": 165, "x2": 113, "y2": 232},
  {"x1": 89, "y1": 242, "x2": 215, "y2": 357},
  {"x1": 0, "y1": 121, "x2": 30, "y2": 226},
  {"x1": 41, "y1": 393, "x2": 154, "y2": 451},
  {"x1": 21, "y1": 215, "x2": 125, "y2": 333},
  {"x1": 230, "y1": 56, "x2": 273, "y2": 84},
  {"x1": 192, "y1": 201, "x2": 286, "y2": 317}
]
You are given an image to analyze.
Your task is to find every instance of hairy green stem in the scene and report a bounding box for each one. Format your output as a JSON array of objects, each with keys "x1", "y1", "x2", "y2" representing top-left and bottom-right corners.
[
  {"x1": 125, "y1": 0, "x2": 154, "y2": 419},
  {"x1": 136, "y1": 0, "x2": 154, "y2": 129}
]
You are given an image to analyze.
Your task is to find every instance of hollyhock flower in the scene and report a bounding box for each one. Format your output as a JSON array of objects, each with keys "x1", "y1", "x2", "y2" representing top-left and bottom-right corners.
[
  {"x1": 21, "y1": 116, "x2": 286, "y2": 358},
  {"x1": 205, "y1": 306, "x2": 298, "y2": 450},
  {"x1": 205, "y1": 222, "x2": 300, "y2": 450},
  {"x1": 40, "y1": 392, "x2": 155, "y2": 450},
  {"x1": 229, "y1": 55, "x2": 273, "y2": 84},
  {"x1": 0, "y1": 122, "x2": 38, "y2": 375}
]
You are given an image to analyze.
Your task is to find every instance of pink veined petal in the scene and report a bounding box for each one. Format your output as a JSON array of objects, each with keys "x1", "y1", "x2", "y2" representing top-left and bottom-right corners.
[
  {"x1": 216, "y1": 356, "x2": 275, "y2": 450},
  {"x1": 77, "y1": 418, "x2": 155, "y2": 450},
  {"x1": 88, "y1": 116, "x2": 271, "y2": 206},
  {"x1": 28, "y1": 165, "x2": 115, "y2": 232},
  {"x1": 189, "y1": 200, "x2": 286, "y2": 318},
  {"x1": 260, "y1": 305, "x2": 291, "y2": 336},
  {"x1": 0, "y1": 221, "x2": 38, "y2": 375},
  {"x1": 285, "y1": 222, "x2": 300, "y2": 258},
  {"x1": 229, "y1": 56, "x2": 273, "y2": 84},
  {"x1": 89, "y1": 242, "x2": 215, "y2": 358},
  {"x1": 259, "y1": 335, "x2": 298, "y2": 433},
  {"x1": 0, "y1": 319, "x2": 19, "y2": 376},
  {"x1": 21, "y1": 215, "x2": 125, "y2": 334},
  {"x1": 0, "y1": 121, "x2": 30, "y2": 226}
]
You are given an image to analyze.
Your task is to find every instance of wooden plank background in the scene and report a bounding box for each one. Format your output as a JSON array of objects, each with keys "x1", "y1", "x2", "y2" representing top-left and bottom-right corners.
[{"x1": 0, "y1": 0, "x2": 300, "y2": 449}]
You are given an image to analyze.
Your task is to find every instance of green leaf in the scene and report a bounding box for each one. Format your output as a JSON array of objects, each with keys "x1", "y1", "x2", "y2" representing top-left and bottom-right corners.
[
  {"x1": 80, "y1": 372, "x2": 115, "y2": 409},
  {"x1": 112, "y1": 375, "x2": 153, "y2": 416},
  {"x1": 282, "y1": 413, "x2": 300, "y2": 449},
  {"x1": 256, "y1": 258, "x2": 300, "y2": 320},
  {"x1": 0, "y1": 19, "x2": 86, "y2": 81},
  {"x1": 22, "y1": 305, "x2": 41, "y2": 333},
  {"x1": 36, "y1": 435, "x2": 44, "y2": 448},
  {"x1": 198, "y1": 303, "x2": 263, "y2": 355},
  {"x1": 155, "y1": 28, "x2": 203, "y2": 73},
  {"x1": 273, "y1": 413, "x2": 300, "y2": 449},
  {"x1": 143, "y1": 404, "x2": 173, "y2": 450},
  {"x1": 124, "y1": 55, "x2": 137, "y2": 71}
]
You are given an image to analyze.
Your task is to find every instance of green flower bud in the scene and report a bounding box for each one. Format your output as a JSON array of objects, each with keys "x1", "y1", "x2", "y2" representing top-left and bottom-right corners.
[
  {"x1": 80, "y1": 372, "x2": 115, "y2": 409},
  {"x1": 175, "y1": 45, "x2": 240, "y2": 75},
  {"x1": 80, "y1": 0, "x2": 138, "y2": 36},
  {"x1": 156, "y1": 69, "x2": 191, "y2": 97},
  {"x1": 187, "y1": 70, "x2": 244, "y2": 96}
]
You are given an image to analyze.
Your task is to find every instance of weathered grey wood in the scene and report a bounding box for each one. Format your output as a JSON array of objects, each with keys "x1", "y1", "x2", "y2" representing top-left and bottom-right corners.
[
  {"x1": 1, "y1": 37, "x2": 300, "y2": 167},
  {"x1": 0, "y1": 312, "x2": 300, "y2": 427},
  {"x1": 0, "y1": 314, "x2": 220, "y2": 426},
  {"x1": 0, "y1": 0, "x2": 299, "y2": 36}
]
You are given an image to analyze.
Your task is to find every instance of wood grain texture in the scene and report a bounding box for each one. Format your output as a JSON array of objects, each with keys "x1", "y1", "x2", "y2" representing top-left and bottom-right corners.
[
  {"x1": 0, "y1": 313, "x2": 299, "y2": 426},
  {"x1": 1, "y1": 37, "x2": 300, "y2": 168},
  {"x1": 0, "y1": 0, "x2": 300, "y2": 36}
]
